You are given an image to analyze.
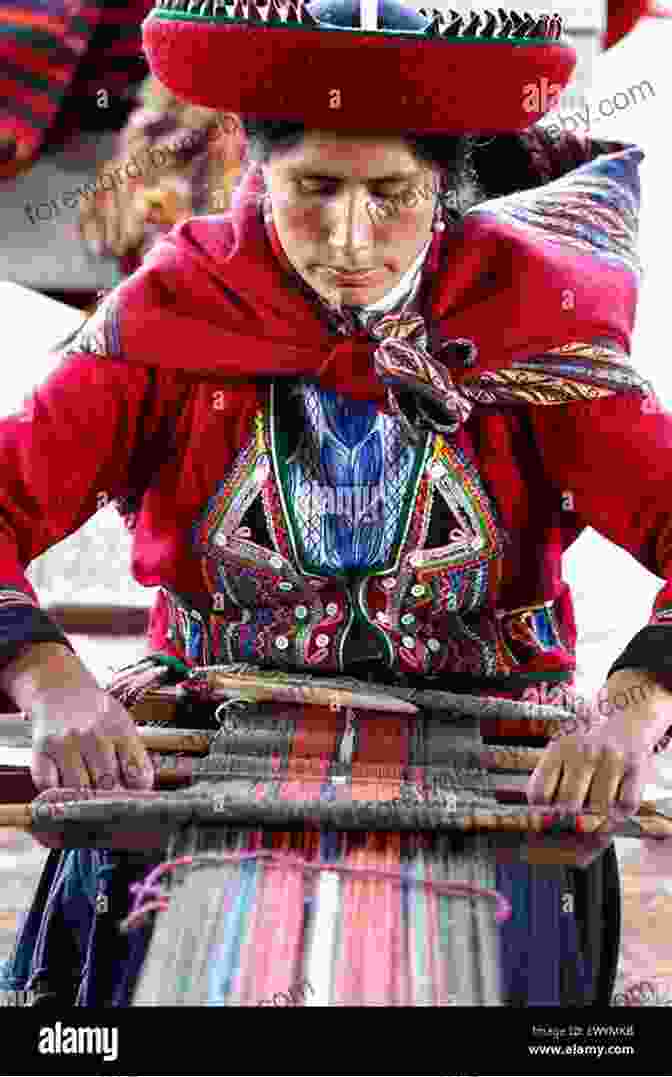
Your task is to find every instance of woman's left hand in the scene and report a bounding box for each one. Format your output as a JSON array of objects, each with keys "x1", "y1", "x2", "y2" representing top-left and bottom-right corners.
[{"x1": 526, "y1": 669, "x2": 669, "y2": 830}]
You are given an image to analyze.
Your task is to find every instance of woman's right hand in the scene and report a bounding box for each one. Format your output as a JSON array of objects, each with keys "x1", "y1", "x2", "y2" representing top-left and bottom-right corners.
[
  {"x1": 0, "y1": 642, "x2": 154, "y2": 794},
  {"x1": 30, "y1": 682, "x2": 154, "y2": 794},
  {"x1": 28, "y1": 685, "x2": 156, "y2": 851}
]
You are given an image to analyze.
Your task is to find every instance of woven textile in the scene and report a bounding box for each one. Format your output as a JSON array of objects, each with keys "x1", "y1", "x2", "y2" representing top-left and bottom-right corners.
[
  {"x1": 0, "y1": 0, "x2": 152, "y2": 165},
  {"x1": 126, "y1": 703, "x2": 601, "y2": 1006}
]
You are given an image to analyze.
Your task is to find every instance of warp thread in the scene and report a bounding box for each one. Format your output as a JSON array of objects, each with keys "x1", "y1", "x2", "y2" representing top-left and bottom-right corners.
[{"x1": 120, "y1": 848, "x2": 512, "y2": 933}]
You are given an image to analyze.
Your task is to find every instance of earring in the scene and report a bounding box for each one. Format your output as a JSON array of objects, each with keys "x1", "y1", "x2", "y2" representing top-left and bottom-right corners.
[{"x1": 435, "y1": 205, "x2": 462, "y2": 233}]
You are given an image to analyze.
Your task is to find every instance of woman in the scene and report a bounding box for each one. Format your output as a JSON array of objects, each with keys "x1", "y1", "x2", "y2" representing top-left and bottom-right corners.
[
  {"x1": 70, "y1": 2, "x2": 672, "y2": 270},
  {"x1": 0, "y1": 0, "x2": 671, "y2": 1007}
]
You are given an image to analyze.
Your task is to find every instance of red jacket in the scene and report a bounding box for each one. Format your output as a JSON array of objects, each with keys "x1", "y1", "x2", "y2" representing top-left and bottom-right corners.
[{"x1": 0, "y1": 144, "x2": 668, "y2": 697}]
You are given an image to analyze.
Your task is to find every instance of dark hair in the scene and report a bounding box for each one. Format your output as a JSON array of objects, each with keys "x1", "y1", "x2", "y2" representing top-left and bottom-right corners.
[
  {"x1": 240, "y1": 117, "x2": 602, "y2": 204},
  {"x1": 241, "y1": 116, "x2": 486, "y2": 215}
]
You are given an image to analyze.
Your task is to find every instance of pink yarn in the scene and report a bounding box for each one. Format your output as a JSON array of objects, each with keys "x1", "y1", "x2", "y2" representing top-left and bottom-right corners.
[{"x1": 121, "y1": 847, "x2": 512, "y2": 933}]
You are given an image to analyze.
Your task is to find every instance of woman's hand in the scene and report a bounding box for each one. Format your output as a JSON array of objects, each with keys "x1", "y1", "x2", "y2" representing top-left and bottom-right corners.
[
  {"x1": 526, "y1": 725, "x2": 654, "y2": 828},
  {"x1": 0, "y1": 643, "x2": 153, "y2": 794},
  {"x1": 526, "y1": 669, "x2": 670, "y2": 829},
  {"x1": 30, "y1": 683, "x2": 154, "y2": 794},
  {"x1": 28, "y1": 688, "x2": 157, "y2": 852},
  {"x1": 0, "y1": 642, "x2": 156, "y2": 851}
]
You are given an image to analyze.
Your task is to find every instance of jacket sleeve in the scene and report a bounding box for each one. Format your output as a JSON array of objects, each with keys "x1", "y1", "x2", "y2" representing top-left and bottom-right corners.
[
  {"x1": 525, "y1": 362, "x2": 672, "y2": 698},
  {"x1": 0, "y1": 326, "x2": 188, "y2": 673}
]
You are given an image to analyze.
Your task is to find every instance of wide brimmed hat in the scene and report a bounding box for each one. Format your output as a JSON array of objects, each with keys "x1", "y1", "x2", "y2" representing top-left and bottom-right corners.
[{"x1": 143, "y1": 0, "x2": 577, "y2": 134}]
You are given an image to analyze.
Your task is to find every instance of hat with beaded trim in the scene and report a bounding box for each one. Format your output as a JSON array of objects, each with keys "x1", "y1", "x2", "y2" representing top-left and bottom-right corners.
[{"x1": 142, "y1": 0, "x2": 577, "y2": 134}]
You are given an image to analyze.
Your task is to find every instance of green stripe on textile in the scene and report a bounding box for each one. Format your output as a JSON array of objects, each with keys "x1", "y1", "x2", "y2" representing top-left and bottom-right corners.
[{"x1": 150, "y1": 653, "x2": 191, "y2": 676}]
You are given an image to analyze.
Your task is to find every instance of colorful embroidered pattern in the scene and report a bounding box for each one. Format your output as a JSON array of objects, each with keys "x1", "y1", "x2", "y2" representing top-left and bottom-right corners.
[
  {"x1": 0, "y1": 587, "x2": 38, "y2": 609},
  {"x1": 370, "y1": 311, "x2": 474, "y2": 436},
  {"x1": 497, "y1": 601, "x2": 570, "y2": 668},
  {"x1": 469, "y1": 149, "x2": 642, "y2": 278},
  {"x1": 285, "y1": 383, "x2": 416, "y2": 572},
  {"x1": 183, "y1": 405, "x2": 574, "y2": 678},
  {"x1": 187, "y1": 384, "x2": 554, "y2": 679},
  {"x1": 462, "y1": 341, "x2": 648, "y2": 407}
]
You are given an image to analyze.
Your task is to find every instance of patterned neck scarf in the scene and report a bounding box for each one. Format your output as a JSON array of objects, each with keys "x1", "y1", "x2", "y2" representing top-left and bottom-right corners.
[{"x1": 261, "y1": 193, "x2": 476, "y2": 440}]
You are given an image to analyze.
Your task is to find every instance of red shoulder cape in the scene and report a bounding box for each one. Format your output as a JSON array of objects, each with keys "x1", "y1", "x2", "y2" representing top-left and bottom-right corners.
[{"x1": 113, "y1": 146, "x2": 644, "y2": 404}]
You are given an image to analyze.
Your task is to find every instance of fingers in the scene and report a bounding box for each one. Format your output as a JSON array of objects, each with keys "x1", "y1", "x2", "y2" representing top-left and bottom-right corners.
[
  {"x1": 32, "y1": 733, "x2": 154, "y2": 792},
  {"x1": 527, "y1": 737, "x2": 646, "y2": 821},
  {"x1": 607, "y1": 757, "x2": 647, "y2": 817},
  {"x1": 31, "y1": 749, "x2": 61, "y2": 794},
  {"x1": 76, "y1": 730, "x2": 123, "y2": 792},
  {"x1": 32, "y1": 732, "x2": 94, "y2": 793},
  {"x1": 574, "y1": 748, "x2": 625, "y2": 815},
  {"x1": 115, "y1": 735, "x2": 155, "y2": 791},
  {"x1": 526, "y1": 741, "x2": 570, "y2": 806}
]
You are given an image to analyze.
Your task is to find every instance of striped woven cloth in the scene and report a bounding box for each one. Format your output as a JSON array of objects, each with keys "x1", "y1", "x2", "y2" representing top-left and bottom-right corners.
[
  {"x1": 118, "y1": 692, "x2": 599, "y2": 1006},
  {"x1": 0, "y1": 0, "x2": 152, "y2": 173},
  {"x1": 129, "y1": 693, "x2": 511, "y2": 1007}
]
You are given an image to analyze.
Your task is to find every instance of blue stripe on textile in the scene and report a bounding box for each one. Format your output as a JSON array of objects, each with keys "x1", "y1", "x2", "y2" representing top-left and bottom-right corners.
[{"x1": 207, "y1": 857, "x2": 258, "y2": 1005}]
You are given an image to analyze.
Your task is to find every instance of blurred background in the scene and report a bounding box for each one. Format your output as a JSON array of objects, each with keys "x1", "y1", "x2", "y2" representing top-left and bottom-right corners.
[{"x1": 1, "y1": 0, "x2": 672, "y2": 1003}]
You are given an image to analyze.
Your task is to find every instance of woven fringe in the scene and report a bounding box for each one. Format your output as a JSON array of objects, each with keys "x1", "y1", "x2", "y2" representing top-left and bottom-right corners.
[{"x1": 133, "y1": 830, "x2": 504, "y2": 1006}]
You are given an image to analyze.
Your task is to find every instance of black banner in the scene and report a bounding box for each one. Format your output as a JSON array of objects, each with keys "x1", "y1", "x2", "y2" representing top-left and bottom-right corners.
[{"x1": 0, "y1": 1006, "x2": 666, "y2": 1075}]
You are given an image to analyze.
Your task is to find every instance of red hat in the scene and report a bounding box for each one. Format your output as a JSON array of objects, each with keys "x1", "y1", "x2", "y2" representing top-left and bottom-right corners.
[
  {"x1": 605, "y1": 0, "x2": 672, "y2": 49},
  {"x1": 142, "y1": 1, "x2": 577, "y2": 134}
]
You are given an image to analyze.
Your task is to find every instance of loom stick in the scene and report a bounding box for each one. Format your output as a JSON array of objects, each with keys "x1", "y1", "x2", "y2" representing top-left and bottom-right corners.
[
  {"x1": 0, "y1": 720, "x2": 211, "y2": 755},
  {"x1": 0, "y1": 739, "x2": 548, "y2": 777},
  {"x1": 0, "y1": 667, "x2": 580, "y2": 725},
  {"x1": 2, "y1": 788, "x2": 672, "y2": 838},
  {"x1": 0, "y1": 754, "x2": 639, "y2": 806},
  {"x1": 185, "y1": 668, "x2": 579, "y2": 722},
  {"x1": 128, "y1": 687, "x2": 574, "y2": 739},
  {"x1": 183, "y1": 671, "x2": 421, "y2": 714}
]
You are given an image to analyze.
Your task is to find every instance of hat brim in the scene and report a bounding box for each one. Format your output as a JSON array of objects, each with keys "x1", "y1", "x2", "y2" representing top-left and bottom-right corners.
[{"x1": 143, "y1": 11, "x2": 577, "y2": 134}]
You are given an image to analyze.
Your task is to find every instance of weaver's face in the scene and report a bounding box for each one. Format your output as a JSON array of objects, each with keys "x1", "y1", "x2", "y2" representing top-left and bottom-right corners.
[{"x1": 262, "y1": 130, "x2": 439, "y2": 307}]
